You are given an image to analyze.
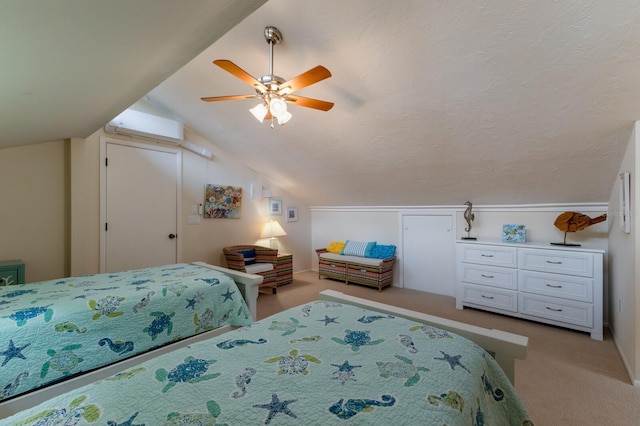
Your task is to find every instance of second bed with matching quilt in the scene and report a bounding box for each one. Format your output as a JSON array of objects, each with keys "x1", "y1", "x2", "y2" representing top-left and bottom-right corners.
[{"x1": 1, "y1": 298, "x2": 533, "y2": 425}]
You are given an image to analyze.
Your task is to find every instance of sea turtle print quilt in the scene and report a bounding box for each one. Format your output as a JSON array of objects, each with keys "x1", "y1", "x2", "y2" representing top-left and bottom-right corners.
[
  {"x1": 0, "y1": 300, "x2": 533, "y2": 425},
  {"x1": 0, "y1": 263, "x2": 252, "y2": 402}
]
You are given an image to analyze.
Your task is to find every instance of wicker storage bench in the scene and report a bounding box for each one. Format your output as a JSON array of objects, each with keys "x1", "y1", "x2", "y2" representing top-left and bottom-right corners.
[{"x1": 316, "y1": 248, "x2": 395, "y2": 291}]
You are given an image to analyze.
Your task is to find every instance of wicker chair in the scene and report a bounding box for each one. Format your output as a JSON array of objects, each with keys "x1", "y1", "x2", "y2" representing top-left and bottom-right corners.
[{"x1": 223, "y1": 245, "x2": 278, "y2": 293}]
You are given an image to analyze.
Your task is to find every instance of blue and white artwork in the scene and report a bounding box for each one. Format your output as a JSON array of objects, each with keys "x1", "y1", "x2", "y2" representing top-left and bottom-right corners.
[{"x1": 502, "y1": 224, "x2": 526, "y2": 243}]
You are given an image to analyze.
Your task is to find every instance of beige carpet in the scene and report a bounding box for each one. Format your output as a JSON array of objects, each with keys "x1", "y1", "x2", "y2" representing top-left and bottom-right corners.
[{"x1": 257, "y1": 271, "x2": 640, "y2": 426}]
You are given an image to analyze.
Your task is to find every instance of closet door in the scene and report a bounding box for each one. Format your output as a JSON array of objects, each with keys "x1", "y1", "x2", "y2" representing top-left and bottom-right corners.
[
  {"x1": 102, "y1": 140, "x2": 181, "y2": 273},
  {"x1": 402, "y1": 214, "x2": 455, "y2": 296}
]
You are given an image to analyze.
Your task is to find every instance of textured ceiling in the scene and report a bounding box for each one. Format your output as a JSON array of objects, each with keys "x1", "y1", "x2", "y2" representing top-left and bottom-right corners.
[{"x1": 4, "y1": 0, "x2": 640, "y2": 207}]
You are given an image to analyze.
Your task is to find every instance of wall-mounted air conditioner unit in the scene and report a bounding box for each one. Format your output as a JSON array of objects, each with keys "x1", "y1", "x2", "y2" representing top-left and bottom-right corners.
[
  {"x1": 104, "y1": 109, "x2": 184, "y2": 144},
  {"x1": 104, "y1": 108, "x2": 213, "y2": 159}
]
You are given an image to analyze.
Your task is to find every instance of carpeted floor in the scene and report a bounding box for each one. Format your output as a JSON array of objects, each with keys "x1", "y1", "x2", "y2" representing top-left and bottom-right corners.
[{"x1": 257, "y1": 271, "x2": 640, "y2": 426}]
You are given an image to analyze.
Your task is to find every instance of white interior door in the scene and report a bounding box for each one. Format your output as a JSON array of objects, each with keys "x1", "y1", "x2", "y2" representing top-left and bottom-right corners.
[
  {"x1": 102, "y1": 140, "x2": 181, "y2": 273},
  {"x1": 402, "y1": 214, "x2": 455, "y2": 296}
]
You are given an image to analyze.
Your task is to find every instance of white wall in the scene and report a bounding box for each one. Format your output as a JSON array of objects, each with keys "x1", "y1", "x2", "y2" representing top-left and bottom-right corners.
[{"x1": 607, "y1": 121, "x2": 638, "y2": 387}]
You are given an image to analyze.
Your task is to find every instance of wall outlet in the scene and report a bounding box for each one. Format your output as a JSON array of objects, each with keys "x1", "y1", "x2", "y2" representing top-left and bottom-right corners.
[{"x1": 188, "y1": 215, "x2": 201, "y2": 225}]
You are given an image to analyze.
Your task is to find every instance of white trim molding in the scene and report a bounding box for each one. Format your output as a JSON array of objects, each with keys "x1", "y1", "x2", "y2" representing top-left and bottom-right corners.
[{"x1": 310, "y1": 203, "x2": 609, "y2": 213}]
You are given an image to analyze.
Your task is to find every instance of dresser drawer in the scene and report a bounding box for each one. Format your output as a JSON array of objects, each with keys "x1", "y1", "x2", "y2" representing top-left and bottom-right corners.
[
  {"x1": 518, "y1": 249, "x2": 593, "y2": 277},
  {"x1": 462, "y1": 284, "x2": 517, "y2": 312},
  {"x1": 519, "y1": 271, "x2": 593, "y2": 302},
  {"x1": 461, "y1": 264, "x2": 517, "y2": 290},
  {"x1": 460, "y1": 245, "x2": 517, "y2": 268},
  {"x1": 519, "y1": 293, "x2": 592, "y2": 328}
]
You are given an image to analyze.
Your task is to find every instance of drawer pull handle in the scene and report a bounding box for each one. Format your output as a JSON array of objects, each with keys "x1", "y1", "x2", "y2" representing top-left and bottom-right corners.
[
  {"x1": 546, "y1": 306, "x2": 563, "y2": 312},
  {"x1": 546, "y1": 283, "x2": 562, "y2": 288},
  {"x1": 546, "y1": 260, "x2": 563, "y2": 265},
  {"x1": 481, "y1": 295, "x2": 494, "y2": 300},
  {"x1": 481, "y1": 274, "x2": 494, "y2": 279},
  {"x1": 481, "y1": 254, "x2": 494, "y2": 257},
  {"x1": 330, "y1": 264, "x2": 336, "y2": 268}
]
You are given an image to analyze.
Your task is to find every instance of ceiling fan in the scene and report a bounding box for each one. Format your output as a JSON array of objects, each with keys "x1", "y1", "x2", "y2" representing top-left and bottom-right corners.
[{"x1": 201, "y1": 26, "x2": 334, "y2": 127}]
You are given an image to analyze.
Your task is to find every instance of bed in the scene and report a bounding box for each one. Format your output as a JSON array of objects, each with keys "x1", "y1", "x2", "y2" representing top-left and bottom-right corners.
[
  {"x1": 0, "y1": 290, "x2": 532, "y2": 425},
  {"x1": 0, "y1": 262, "x2": 261, "y2": 407}
]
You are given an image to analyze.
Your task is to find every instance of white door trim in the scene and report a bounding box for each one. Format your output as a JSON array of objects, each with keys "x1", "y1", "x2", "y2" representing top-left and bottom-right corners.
[{"x1": 99, "y1": 137, "x2": 183, "y2": 273}]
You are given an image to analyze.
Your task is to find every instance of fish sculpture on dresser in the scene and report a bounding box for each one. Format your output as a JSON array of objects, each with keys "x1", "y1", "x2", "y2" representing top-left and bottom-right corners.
[{"x1": 551, "y1": 211, "x2": 607, "y2": 246}]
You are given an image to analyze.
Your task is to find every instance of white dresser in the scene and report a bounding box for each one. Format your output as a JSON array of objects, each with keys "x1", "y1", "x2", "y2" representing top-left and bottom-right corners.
[{"x1": 456, "y1": 240, "x2": 604, "y2": 340}]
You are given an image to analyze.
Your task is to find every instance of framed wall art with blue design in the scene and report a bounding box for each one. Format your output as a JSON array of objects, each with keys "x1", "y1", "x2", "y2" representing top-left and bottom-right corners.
[{"x1": 204, "y1": 184, "x2": 242, "y2": 218}]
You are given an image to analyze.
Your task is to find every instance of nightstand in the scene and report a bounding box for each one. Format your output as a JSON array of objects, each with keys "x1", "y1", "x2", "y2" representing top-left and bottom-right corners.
[
  {"x1": 0, "y1": 259, "x2": 25, "y2": 286},
  {"x1": 275, "y1": 253, "x2": 293, "y2": 287}
]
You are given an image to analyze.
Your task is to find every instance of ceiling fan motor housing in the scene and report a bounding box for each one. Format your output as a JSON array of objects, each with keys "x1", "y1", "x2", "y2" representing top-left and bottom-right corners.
[
  {"x1": 264, "y1": 26, "x2": 282, "y2": 45},
  {"x1": 257, "y1": 75, "x2": 285, "y2": 93}
]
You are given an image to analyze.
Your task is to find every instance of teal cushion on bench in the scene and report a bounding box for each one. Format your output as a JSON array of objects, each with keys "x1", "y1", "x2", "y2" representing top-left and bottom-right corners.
[{"x1": 371, "y1": 244, "x2": 396, "y2": 259}]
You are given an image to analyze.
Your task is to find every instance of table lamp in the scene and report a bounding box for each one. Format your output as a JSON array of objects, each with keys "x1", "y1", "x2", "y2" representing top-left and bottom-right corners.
[{"x1": 261, "y1": 220, "x2": 287, "y2": 250}]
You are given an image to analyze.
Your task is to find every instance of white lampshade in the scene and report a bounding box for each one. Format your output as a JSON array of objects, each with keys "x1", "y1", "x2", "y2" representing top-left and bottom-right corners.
[
  {"x1": 261, "y1": 220, "x2": 287, "y2": 250},
  {"x1": 277, "y1": 110, "x2": 292, "y2": 125},
  {"x1": 269, "y1": 97, "x2": 288, "y2": 118},
  {"x1": 261, "y1": 220, "x2": 287, "y2": 238},
  {"x1": 249, "y1": 103, "x2": 268, "y2": 122}
]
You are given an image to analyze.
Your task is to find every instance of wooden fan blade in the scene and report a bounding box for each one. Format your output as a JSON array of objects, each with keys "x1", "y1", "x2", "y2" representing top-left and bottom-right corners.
[
  {"x1": 213, "y1": 59, "x2": 266, "y2": 91},
  {"x1": 285, "y1": 95, "x2": 334, "y2": 111},
  {"x1": 201, "y1": 94, "x2": 259, "y2": 102},
  {"x1": 278, "y1": 65, "x2": 331, "y2": 94}
]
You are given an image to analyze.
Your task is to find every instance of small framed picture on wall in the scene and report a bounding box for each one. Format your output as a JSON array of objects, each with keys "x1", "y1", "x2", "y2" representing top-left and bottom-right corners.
[
  {"x1": 286, "y1": 206, "x2": 298, "y2": 222},
  {"x1": 268, "y1": 198, "x2": 282, "y2": 215}
]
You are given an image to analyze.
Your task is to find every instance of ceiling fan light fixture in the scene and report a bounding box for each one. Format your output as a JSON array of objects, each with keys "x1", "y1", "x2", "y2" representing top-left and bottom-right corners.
[
  {"x1": 277, "y1": 86, "x2": 292, "y2": 96},
  {"x1": 202, "y1": 26, "x2": 332, "y2": 128},
  {"x1": 277, "y1": 110, "x2": 292, "y2": 125},
  {"x1": 269, "y1": 96, "x2": 288, "y2": 118},
  {"x1": 249, "y1": 103, "x2": 268, "y2": 122}
]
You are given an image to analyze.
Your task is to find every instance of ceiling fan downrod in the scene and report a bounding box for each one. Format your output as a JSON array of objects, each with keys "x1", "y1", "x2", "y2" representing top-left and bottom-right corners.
[
  {"x1": 264, "y1": 26, "x2": 282, "y2": 77},
  {"x1": 256, "y1": 26, "x2": 286, "y2": 92}
]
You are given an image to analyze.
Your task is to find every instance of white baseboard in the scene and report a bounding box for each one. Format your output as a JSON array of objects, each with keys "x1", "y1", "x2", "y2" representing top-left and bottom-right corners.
[{"x1": 611, "y1": 328, "x2": 638, "y2": 387}]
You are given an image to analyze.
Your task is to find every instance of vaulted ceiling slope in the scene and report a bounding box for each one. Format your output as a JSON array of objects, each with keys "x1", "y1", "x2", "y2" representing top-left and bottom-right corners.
[{"x1": 4, "y1": 1, "x2": 640, "y2": 207}]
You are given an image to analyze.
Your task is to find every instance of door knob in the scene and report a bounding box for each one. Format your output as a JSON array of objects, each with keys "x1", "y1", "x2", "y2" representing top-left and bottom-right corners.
[{"x1": 168, "y1": 234, "x2": 176, "y2": 239}]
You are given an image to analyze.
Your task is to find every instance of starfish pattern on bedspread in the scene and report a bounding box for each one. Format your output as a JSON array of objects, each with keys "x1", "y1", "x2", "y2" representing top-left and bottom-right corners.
[
  {"x1": 1, "y1": 339, "x2": 30, "y2": 366},
  {"x1": 433, "y1": 350, "x2": 471, "y2": 373},
  {"x1": 331, "y1": 360, "x2": 362, "y2": 384},
  {"x1": 253, "y1": 393, "x2": 298, "y2": 424},
  {"x1": 185, "y1": 297, "x2": 197, "y2": 309},
  {"x1": 318, "y1": 315, "x2": 339, "y2": 325},
  {"x1": 221, "y1": 289, "x2": 236, "y2": 302}
]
